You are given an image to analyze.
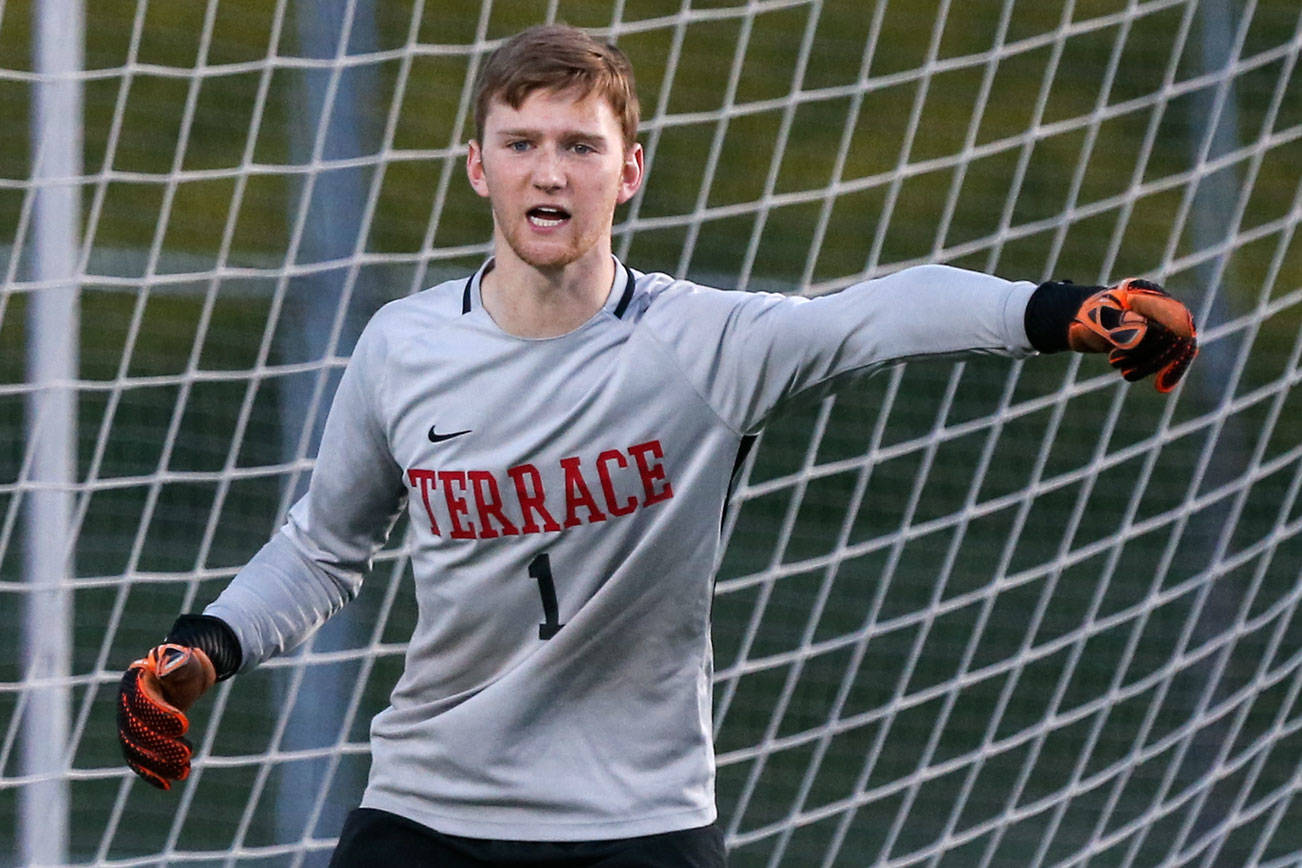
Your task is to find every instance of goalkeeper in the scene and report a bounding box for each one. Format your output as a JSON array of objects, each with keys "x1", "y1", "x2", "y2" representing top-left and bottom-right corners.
[{"x1": 118, "y1": 23, "x2": 1197, "y2": 867}]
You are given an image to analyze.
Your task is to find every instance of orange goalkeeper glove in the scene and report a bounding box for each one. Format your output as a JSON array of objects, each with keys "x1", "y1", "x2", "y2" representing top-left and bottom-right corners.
[
  {"x1": 1066, "y1": 278, "x2": 1198, "y2": 392},
  {"x1": 117, "y1": 643, "x2": 216, "y2": 790}
]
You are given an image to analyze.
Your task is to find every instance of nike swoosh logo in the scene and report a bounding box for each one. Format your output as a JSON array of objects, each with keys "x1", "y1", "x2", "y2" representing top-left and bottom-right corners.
[{"x1": 428, "y1": 426, "x2": 471, "y2": 443}]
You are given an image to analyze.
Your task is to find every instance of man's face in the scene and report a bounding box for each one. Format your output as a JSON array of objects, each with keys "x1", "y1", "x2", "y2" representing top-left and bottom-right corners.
[{"x1": 467, "y1": 88, "x2": 643, "y2": 274}]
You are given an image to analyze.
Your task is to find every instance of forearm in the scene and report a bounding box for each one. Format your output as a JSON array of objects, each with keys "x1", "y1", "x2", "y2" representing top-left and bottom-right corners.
[
  {"x1": 738, "y1": 264, "x2": 1038, "y2": 427},
  {"x1": 202, "y1": 529, "x2": 360, "y2": 672},
  {"x1": 801, "y1": 264, "x2": 1038, "y2": 364},
  {"x1": 645, "y1": 264, "x2": 1041, "y2": 434},
  {"x1": 195, "y1": 310, "x2": 406, "y2": 672}
]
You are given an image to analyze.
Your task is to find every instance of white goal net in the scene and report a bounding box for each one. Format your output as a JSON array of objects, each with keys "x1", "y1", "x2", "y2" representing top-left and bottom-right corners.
[{"x1": 4, "y1": 0, "x2": 1302, "y2": 865}]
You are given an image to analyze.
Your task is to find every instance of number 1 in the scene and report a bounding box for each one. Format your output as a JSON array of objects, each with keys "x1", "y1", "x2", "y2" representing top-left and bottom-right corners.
[{"x1": 528, "y1": 553, "x2": 564, "y2": 639}]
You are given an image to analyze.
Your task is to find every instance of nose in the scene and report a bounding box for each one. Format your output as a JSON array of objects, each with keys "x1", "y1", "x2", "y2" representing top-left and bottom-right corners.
[{"x1": 531, "y1": 146, "x2": 565, "y2": 191}]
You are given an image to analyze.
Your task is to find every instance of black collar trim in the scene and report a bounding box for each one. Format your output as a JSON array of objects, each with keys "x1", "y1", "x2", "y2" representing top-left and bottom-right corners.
[
  {"x1": 612, "y1": 262, "x2": 635, "y2": 319},
  {"x1": 462, "y1": 259, "x2": 634, "y2": 318}
]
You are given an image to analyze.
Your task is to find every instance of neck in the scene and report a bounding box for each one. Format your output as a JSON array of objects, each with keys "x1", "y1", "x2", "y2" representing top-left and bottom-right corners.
[{"x1": 480, "y1": 245, "x2": 616, "y2": 339}]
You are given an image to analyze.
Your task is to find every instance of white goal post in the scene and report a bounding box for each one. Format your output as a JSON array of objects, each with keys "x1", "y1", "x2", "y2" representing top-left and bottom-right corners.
[{"x1": 3, "y1": 0, "x2": 1302, "y2": 865}]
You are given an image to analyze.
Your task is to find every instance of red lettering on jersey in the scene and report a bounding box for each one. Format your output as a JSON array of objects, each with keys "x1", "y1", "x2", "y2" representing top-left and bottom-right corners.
[
  {"x1": 595, "y1": 449, "x2": 637, "y2": 516},
  {"x1": 406, "y1": 468, "x2": 441, "y2": 536},
  {"x1": 438, "y1": 471, "x2": 477, "y2": 540},
  {"x1": 508, "y1": 463, "x2": 562, "y2": 534},
  {"x1": 630, "y1": 440, "x2": 674, "y2": 506},
  {"x1": 468, "y1": 470, "x2": 520, "y2": 539},
  {"x1": 407, "y1": 441, "x2": 673, "y2": 540},
  {"x1": 560, "y1": 456, "x2": 607, "y2": 527}
]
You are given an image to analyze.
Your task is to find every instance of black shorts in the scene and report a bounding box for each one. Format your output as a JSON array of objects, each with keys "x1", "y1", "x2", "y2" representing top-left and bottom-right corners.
[{"x1": 329, "y1": 807, "x2": 727, "y2": 867}]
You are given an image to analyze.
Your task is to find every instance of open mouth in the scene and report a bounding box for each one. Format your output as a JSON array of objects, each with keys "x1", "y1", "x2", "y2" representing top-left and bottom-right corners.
[{"x1": 527, "y1": 206, "x2": 571, "y2": 228}]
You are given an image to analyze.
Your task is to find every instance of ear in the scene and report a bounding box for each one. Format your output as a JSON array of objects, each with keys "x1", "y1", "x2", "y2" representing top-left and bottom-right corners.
[
  {"x1": 616, "y1": 142, "x2": 645, "y2": 205},
  {"x1": 466, "y1": 139, "x2": 490, "y2": 199}
]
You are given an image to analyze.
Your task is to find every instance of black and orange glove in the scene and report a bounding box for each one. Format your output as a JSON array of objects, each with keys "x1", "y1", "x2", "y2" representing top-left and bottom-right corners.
[
  {"x1": 1067, "y1": 278, "x2": 1198, "y2": 392},
  {"x1": 118, "y1": 615, "x2": 241, "y2": 790},
  {"x1": 1026, "y1": 277, "x2": 1198, "y2": 393},
  {"x1": 117, "y1": 643, "x2": 216, "y2": 789}
]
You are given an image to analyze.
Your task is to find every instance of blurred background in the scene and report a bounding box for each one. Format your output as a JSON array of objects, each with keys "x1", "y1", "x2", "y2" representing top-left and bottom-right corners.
[{"x1": 2, "y1": 0, "x2": 1301, "y2": 864}]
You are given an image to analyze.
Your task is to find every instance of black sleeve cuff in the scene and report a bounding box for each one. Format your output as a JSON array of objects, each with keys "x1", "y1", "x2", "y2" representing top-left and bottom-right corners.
[
  {"x1": 1024, "y1": 280, "x2": 1102, "y2": 353},
  {"x1": 165, "y1": 614, "x2": 243, "y2": 680}
]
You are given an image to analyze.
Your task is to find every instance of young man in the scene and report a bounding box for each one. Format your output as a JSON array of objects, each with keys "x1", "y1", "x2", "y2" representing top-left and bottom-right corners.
[{"x1": 117, "y1": 24, "x2": 1197, "y2": 867}]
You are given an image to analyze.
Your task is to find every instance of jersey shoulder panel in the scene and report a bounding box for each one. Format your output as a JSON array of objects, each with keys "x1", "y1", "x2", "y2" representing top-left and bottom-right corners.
[
  {"x1": 368, "y1": 275, "x2": 473, "y2": 335},
  {"x1": 356, "y1": 274, "x2": 477, "y2": 362},
  {"x1": 341, "y1": 275, "x2": 477, "y2": 419},
  {"x1": 626, "y1": 269, "x2": 788, "y2": 330},
  {"x1": 623, "y1": 270, "x2": 796, "y2": 433}
]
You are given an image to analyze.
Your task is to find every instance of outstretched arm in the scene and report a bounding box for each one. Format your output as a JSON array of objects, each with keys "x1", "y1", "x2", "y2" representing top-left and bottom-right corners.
[{"x1": 646, "y1": 265, "x2": 1197, "y2": 437}]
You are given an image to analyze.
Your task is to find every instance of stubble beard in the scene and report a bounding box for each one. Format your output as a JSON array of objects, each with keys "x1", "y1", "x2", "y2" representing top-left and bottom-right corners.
[{"x1": 494, "y1": 205, "x2": 614, "y2": 274}]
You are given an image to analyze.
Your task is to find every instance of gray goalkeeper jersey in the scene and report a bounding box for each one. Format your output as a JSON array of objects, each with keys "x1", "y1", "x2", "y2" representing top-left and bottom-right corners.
[{"x1": 206, "y1": 260, "x2": 1037, "y2": 840}]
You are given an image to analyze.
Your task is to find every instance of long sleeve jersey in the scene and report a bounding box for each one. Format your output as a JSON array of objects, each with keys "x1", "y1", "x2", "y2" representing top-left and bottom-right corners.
[{"x1": 205, "y1": 260, "x2": 1037, "y2": 840}]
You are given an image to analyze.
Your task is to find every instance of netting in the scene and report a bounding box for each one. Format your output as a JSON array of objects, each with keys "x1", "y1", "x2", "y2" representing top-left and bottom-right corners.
[{"x1": 2, "y1": 0, "x2": 1301, "y2": 865}]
